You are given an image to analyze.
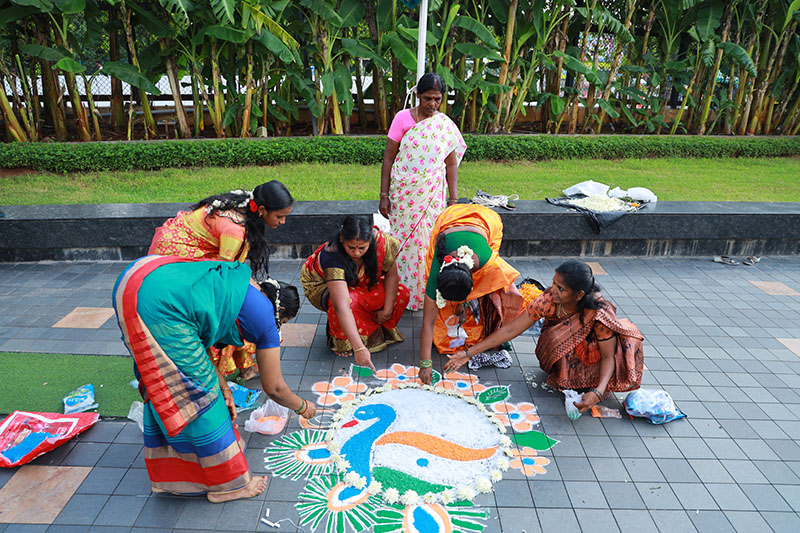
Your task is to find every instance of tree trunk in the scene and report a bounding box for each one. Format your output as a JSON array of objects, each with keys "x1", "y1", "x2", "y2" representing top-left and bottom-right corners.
[
  {"x1": 160, "y1": 36, "x2": 190, "y2": 138},
  {"x1": 697, "y1": 5, "x2": 732, "y2": 135},
  {"x1": 593, "y1": 0, "x2": 636, "y2": 132},
  {"x1": 121, "y1": 0, "x2": 157, "y2": 138},
  {"x1": 490, "y1": 0, "x2": 517, "y2": 132},
  {"x1": 366, "y1": 2, "x2": 388, "y2": 131},
  {"x1": 33, "y1": 20, "x2": 67, "y2": 140},
  {"x1": 0, "y1": 83, "x2": 29, "y2": 141},
  {"x1": 353, "y1": 54, "x2": 367, "y2": 129},
  {"x1": 240, "y1": 43, "x2": 254, "y2": 137},
  {"x1": 210, "y1": 40, "x2": 226, "y2": 137},
  {"x1": 108, "y1": 11, "x2": 126, "y2": 131}
]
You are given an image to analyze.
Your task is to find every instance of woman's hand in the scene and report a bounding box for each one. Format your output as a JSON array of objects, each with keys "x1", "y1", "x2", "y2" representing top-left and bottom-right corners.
[
  {"x1": 222, "y1": 389, "x2": 237, "y2": 421},
  {"x1": 301, "y1": 401, "x2": 317, "y2": 419},
  {"x1": 373, "y1": 307, "x2": 392, "y2": 324},
  {"x1": 379, "y1": 197, "x2": 391, "y2": 218},
  {"x1": 419, "y1": 367, "x2": 433, "y2": 385},
  {"x1": 354, "y1": 347, "x2": 376, "y2": 372},
  {"x1": 444, "y1": 350, "x2": 469, "y2": 373},
  {"x1": 574, "y1": 390, "x2": 603, "y2": 413}
]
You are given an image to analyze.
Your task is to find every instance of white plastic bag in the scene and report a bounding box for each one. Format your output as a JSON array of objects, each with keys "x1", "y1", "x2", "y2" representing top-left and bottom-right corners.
[
  {"x1": 373, "y1": 212, "x2": 390, "y2": 232},
  {"x1": 563, "y1": 180, "x2": 609, "y2": 197},
  {"x1": 626, "y1": 187, "x2": 657, "y2": 203},
  {"x1": 563, "y1": 389, "x2": 582, "y2": 420},
  {"x1": 127, "y1": 401, "x2": 144, "y2": 432},
  {"x1": 624, "y1": 389, "x2": 685, "y2": 424},
  {"x1": 63, "y1": 384, "x2": 98, "y2": 414},
  {"x1": 244, "y1": 399, "x2": 290, "y2": 435}
]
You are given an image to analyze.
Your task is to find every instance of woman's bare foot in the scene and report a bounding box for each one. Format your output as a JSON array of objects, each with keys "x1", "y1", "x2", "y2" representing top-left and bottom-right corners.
[
  {"x1": 334, "y1": 351, "x2": 353, "y2": 357},
  {"x1": 242, "y1": 367, "x2": 259, "y2": 381},
  {"x1": 207, "y1": 476, "x2": 268, "y2": 503}
]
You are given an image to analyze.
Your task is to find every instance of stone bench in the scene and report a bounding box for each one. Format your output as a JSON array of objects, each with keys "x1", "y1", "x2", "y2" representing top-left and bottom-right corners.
[{"x1": 1, "y1": 201, "x2": 798, "y2": 262}]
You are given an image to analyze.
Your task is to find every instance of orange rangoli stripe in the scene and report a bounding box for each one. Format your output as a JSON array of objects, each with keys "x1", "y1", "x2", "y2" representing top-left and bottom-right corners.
[{"x1": 374, "y1": 431, "x2": 497, "y2": 461}]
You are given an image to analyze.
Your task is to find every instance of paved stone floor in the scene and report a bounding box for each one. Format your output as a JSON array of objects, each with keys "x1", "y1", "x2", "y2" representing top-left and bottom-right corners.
[{"x1": 1, "y1": 256, "x2": 800, "y2": 532}]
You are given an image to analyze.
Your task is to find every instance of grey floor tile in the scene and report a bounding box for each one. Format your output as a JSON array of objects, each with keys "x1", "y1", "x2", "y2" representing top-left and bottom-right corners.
[
  {"x1": 613, "y1": 509, "x2": 658, "y2": 533},
  {"x1": 724, "y1": 511, "x2": 772, "y2": 532},
  {"x1": 555, "y1": 456, "x2": 596, "y2": 481},
  {"x1": 643, "y1": 437, "x2": 683, "y2": 459},
  {"x1": 624, "y1": 458, "x2": 665, "y2": 482},
  {"x1": 62, "y1": 443, "x2": 109, "y2": 467},
  {"x1": 635, "y1": 481, "x2": 685, "y2": 511},
  {"x1": 753, "y1": 460, "x2": 800, "y2": 484},
  {"x1": 704, "y1": 483, "x2": 756, "y2": 511},
  {"x1": 113, "y1": 468, "x2": 152, "y2": 496},
  {"x1": 493, "y1": 479, "x2": 533, "y2": 508},
  {"x1": 602, "y1": 481, "x2": 646, "y2": 510},
  {"x1": 704, "y1": 438, "x2": 747, "y2": 460},
  {"x1": 657, "y1": 458, "x2": 701, "y2": 483},
  {"x1": 719, "y1": 460, "x2": 769, "y2": 484},
  {"x1": 52, "y1": 494, "x2": 109, "y2": 525},
  {"x1": 761, "y1": 511, "x2": 800, "y2": 532},
  {"x1": 574, "y1": 509, "x2": 619, "y2": 532},
  {"x1": 671, "y1": 482, "x2": 720, "y2": 511},
  {"x1": 79, "y1": 422, "x2": 124, "y2": 443},
  {"x1": 132, "y1": 495, "x2": 185, "y2": 528},
  {"x1": 215, "y1": 500, "x2": 264, "y2": 531},
  {"x1": 564, "y1": 481, "x2": 608, "y2": 509},
  {"x1": 611, "y1": 436, "x2": 651, "y2": 459},
  {"x1": 529, "y1": 480, "x2": 571, "y2": 508},
  {"x1": 93, "y1": 495, "x2": 147, "y2": 527},
  {"x1": 536, "y1": 508, "x2": 581, "y2": 532},
  {"x1": 744, "y1": 484, "x2": 793, "y2": 512},
  {"x1": 777, "y1": 484, "x2": 800, "y2": 512},
  {"x1": 688, "y1": 510, "x2": 736, "y2": 533},
  {"x1": 174, "y1": 498, "x2": 224, "y2": 530},
  {"x1": 497, "y1": 506, "x2": 541, "y2": 532},
  {"x1": 75, "y1": 467, "x2": 126, "y2": 495},
  {"x1": 687, "y1": 459, "x2": 734, "y2": 483},
  {"x1": 590, "y1": 457, "x2": 630, "y2": 482},
  {"x1": 96, "y1": 444, "x2": 141, "y2": 468}
]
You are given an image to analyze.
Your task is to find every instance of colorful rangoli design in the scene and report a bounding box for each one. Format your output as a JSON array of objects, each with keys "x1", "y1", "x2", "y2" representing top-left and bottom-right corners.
[{"x1": 264, "y1": 363, "x2": 559, "y2": 533}]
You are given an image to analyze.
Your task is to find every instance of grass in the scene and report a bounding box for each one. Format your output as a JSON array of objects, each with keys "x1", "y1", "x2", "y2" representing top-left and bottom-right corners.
[
  {"x1": 0, "y1": 352, "x2": 140, "y2": 417},
  {"x1": 1, "y1": 157, "x2": 799, "y2": 205}
]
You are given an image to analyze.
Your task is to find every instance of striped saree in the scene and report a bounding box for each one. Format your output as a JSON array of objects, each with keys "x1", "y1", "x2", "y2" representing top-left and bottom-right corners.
[{"x1": 113, "y1": 256, "x2": 252, "y2": 495}]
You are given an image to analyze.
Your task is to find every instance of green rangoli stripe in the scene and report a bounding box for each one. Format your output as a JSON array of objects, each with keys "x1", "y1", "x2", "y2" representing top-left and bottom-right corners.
[{"x1": 372, "y1": 466, "x2": 453, "y2": 494}]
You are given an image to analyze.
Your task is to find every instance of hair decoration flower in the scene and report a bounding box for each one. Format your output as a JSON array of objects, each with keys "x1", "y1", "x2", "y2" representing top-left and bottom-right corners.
[
  {"x1": 435, "y1": 245, "x2": 475, "y2": 308},
  {"x1": 236, "y1": 189, "x2": 255, "y2": 209},
  {"x1": 248, "y1": 199, "x2": 258, "y2": 212}
]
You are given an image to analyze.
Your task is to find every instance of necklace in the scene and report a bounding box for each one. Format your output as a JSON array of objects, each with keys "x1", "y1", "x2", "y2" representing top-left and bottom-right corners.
[{"x1": 557, "y1": 303, "x2": 570, "y2": 319}]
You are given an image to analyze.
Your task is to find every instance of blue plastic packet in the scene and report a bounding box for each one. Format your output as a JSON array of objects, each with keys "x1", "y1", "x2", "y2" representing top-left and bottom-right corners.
[
  {"x1": 63, "y1": 384, "x2": 99, "y2": 414},
  {"x1": 227, "y1": 383, "x2": 261, "y2": 410},
  {"x1": 623, "y1": 389, "x2": 686, "y2": 424}
]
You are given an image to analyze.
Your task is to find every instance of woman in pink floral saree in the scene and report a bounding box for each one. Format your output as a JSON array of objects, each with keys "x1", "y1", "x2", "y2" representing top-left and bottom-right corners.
[{"x1": 379, "y1": 73, "x2": 467, "y2": 311}]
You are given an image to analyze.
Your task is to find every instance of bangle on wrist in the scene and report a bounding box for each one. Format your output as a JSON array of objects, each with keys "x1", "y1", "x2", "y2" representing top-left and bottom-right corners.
[
  {"x1": 380, "y1": 192, "x2": 389, "y2": 198},
  {"x1": 420, "y1": 359, "x2": 433, "y2": 368},
  {"x1": 464, "y1": 347, "x2": 472, "y2": 359},
  {"x1": 294, "y1": 398, "x2": 306, "y2": 414},
  {"x1": 591, "y1": 387, "x2": 604, "y2": 399},
  {"x1": 355, "y1": 347, "x2": 369, "y2": 354}
]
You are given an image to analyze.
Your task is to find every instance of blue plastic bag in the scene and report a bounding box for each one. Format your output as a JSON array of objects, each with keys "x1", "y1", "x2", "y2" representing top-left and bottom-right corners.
[
  {"x1": 623, "y1": 389, "x2": 686, "y2": 424},
  {"x1": 227, "y1": 383, "x2": 260, "y2": 411}
]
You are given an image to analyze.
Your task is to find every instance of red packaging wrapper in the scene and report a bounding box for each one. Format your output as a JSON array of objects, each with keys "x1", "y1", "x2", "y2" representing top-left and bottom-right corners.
[{"x1": 0, "y1": 411, "x2": 100, "y2": 468}]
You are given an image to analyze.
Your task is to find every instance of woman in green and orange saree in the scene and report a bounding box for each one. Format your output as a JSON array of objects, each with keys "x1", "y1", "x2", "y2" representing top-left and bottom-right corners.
[{"x1": 112, "y1": 256, "x2": 315, "y2": 502}]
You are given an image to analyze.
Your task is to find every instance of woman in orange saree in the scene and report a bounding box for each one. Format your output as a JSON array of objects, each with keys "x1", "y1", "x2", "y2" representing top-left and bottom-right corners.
[{"x1": 418, "y1": 204, "x2": 524, "y2": 385}]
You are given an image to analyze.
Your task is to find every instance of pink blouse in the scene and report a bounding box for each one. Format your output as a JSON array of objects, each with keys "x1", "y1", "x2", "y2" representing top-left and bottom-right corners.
[{"x1": 387, "y1": 109, "x2": 417, "y2": 143}]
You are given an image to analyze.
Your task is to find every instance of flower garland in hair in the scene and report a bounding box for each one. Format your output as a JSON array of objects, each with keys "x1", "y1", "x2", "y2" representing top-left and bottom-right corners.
[
  {"x1": 263, "y1": 278, "x2": 282, "y2": 339},
  {"x1": 435, "y1": 245, "x2": 475, "y2": 309}
]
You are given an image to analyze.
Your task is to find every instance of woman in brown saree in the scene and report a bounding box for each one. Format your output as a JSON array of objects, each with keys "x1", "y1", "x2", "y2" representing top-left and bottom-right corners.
[{"x1": 444, "y1": 259, "x2": 644, "y2": 414}]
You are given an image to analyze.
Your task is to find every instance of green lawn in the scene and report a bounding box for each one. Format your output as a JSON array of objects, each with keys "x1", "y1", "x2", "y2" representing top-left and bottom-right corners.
[
  {"x1": 2, "y1": 157, "x2": 799, "y2": 205},
  {"x1": 0, "y1": 352, "x2": 140, "y2": 417}
]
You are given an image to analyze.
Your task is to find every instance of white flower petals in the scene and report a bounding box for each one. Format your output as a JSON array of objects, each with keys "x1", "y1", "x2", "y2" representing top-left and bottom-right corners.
[
  {"x1": 383, "y1": 487, "x2": 400, "y2": 504},
  {"x1": 400, "y1": 490, "x2": 419, "y2": 506}
]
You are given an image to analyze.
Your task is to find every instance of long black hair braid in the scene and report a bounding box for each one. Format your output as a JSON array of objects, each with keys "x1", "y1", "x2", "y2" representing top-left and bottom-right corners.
[
  {"x1": 327, "y1": 215, "x2": 379, "y2": 288},
  {"x1": 192, "y1": 180, "x2": 294, "y2": 279}
]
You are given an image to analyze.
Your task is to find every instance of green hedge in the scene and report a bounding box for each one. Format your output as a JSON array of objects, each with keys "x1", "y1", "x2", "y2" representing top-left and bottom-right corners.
[{"x1": 2, "y1": 135, "x2": 799, "y2": 173}]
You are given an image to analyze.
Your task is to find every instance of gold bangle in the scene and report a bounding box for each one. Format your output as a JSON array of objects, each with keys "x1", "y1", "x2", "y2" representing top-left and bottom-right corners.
[
  {"x1": 355, "y1": 347, "x2": 370, "y2": 353},
  {"x1": 380, "y1": 193, "x2": 389, "y2": 198}
]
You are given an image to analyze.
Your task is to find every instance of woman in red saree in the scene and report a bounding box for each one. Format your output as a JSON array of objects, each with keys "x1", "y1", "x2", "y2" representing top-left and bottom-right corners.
[
  {"x1": 300, "y1": 215, "x2": 409, "y2": 371},
  {"x1": 445, "y1": 259, "x2": 644, "y2": 414}
]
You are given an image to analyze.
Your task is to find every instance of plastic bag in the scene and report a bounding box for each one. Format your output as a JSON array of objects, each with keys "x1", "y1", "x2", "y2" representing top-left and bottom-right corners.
[
  {"x1": 127, "y1": 401, "x2": 144, "y2": 432},
  {"x1": 63, "y1": 384, "x2": 98, "y2": 414},
  {"x1": 0, "y1": 411, "x2": 99, "y2": 467},
  {"x1": 626, "y1": 187, "x2": 658, "y2": 203},
  {"x1": 227, "y1": 383, "x2": 261, "y2": 411},
  {"x1": 623, "y1": 389, "x2": 686, "y2": 424},
  {"x1": 563, "y1": 389, "x2": 582, "y2": 420},
  {"x1": 563, "y1": 180, "x2": 609, "y2": 197},
  {"x1": 244, "y1": 400, "x2": 289, "y2": 435}
]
